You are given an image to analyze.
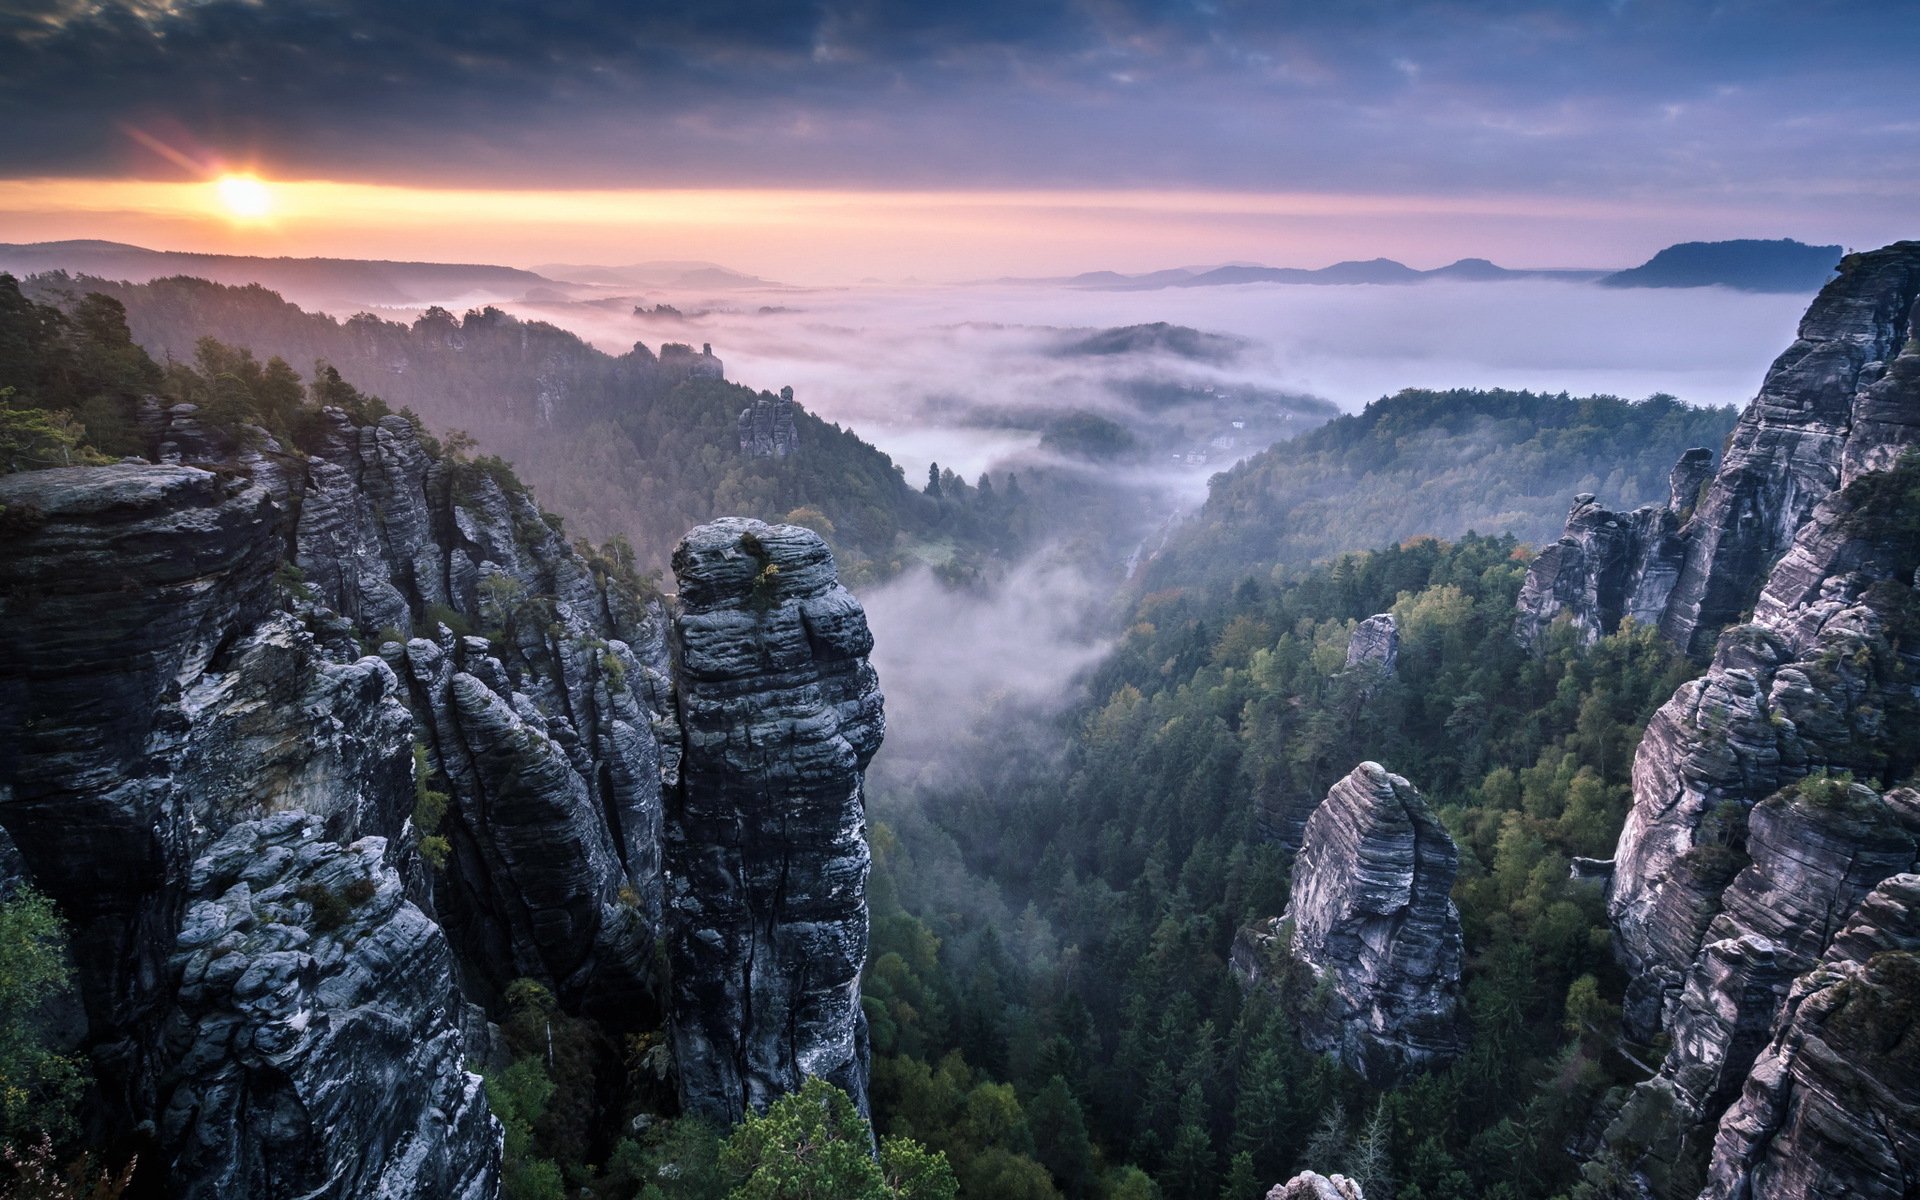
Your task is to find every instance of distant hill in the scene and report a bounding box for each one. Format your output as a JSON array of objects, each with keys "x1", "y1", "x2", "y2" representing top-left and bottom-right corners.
[
  {"x1": 534, "y1": 261, "x2": 777, "y2": 289},
  {"x1": 1600, "y1": 239, "x2": 1843, "y2": 292},
  {"x1": 1011, "y1": 257, "x2": 1608, "y2": 289},
  {"x1": 1052, "y1": 321, "x2": 1248, "y2": 362},
  {"x1": 0, "y1": 240, "x2": 566, "y2": 313},
  {"x1": 1139, "y1": 387, "x2": 1739, "y2": 590}
]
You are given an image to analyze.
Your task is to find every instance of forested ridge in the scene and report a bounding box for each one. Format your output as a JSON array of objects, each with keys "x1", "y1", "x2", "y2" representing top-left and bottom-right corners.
[{"x1": 15, "y1": 272, "x2": 1023, "y2": 583}]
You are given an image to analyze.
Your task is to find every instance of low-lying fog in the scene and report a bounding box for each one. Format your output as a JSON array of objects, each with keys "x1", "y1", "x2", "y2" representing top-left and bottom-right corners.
[
  {"x1": 509, "y1": 275, "x2": 1808, "y2": 782},
  {"x1": 515, "y1": 276, "x2": 1807, "y2": 484}
]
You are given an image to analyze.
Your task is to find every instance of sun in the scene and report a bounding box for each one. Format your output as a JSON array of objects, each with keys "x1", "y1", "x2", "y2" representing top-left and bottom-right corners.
[{"x1": 214, "y1": 173, "x2": 274, "y2": 220}]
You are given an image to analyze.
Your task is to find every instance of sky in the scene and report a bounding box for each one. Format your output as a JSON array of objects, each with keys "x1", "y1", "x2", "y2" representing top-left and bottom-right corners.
[{"x1": 1, "y1": 0, "x2": 1916, "y2": 279}]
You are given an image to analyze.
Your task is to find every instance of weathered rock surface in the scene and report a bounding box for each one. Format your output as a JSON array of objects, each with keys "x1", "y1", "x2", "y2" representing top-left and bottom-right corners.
[
  {"x1": 1265, "y1": 1172, "x2": 1365, "y2": 1200},
  {"x1": 738, "y1": 386, "x2": 800, "y2": 458},
  {"x1": 1700, "y1": 873, "x2": 1920, "y2": 1200},
  {"x1": 1516, "y1": 242, "x2": 1920, "y2": 657},
  {"x1": 1343, "y1": 613, "x2": 1399, "y2": 674},
  {"x1": 0, "y1": 408, "x2": 873, "y2": 1194},
  {"x1": 1591, "y1": 241, "x2": 1920, "y2": 1197},
  {"x1": 162, "y1": 816, "x2": 497, "y2": 1200},
  {"x1": 665, "y1": 518, "x2": 883, "y2": 1122},
  {"x1": 1238, "y1": 763, "x2": 1464, "y2": 1085}
]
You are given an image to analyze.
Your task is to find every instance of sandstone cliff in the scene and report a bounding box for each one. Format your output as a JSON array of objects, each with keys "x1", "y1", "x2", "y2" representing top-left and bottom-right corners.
[
  {"x1": 665, "y1": 518, "x2": 883, "y2": 1122},
  {"x1": 1515, "y1": 242, "x2": 1920, "y2": 657},
  {"x1": 0, "y1": 406, "x2": 881, "y2": 1195},
  {"x1": 738, "y1": 386, "x2": 801, "y2": 458},
  {"x1": 1236, "y1": 763, "x2": 1464, "y2": 1085},
  {"x1": 1585, "y1": 240, "x2": 1920, "y2": 1198}
]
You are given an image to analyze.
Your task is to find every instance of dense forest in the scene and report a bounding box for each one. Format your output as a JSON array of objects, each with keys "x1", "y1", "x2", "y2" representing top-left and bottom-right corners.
[{"x1": 1144, "y1": 388, "x2": 1738, "y2": 590}]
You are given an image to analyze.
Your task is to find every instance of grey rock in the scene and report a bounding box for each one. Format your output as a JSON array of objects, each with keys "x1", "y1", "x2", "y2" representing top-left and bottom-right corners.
[
  {"x1": 738, "y1": 387, "x2": 801, "y2": 458},
  {"x1": 1516, "y1": 242, "x2": 1920, "y2": 657},
  {"x1": 665, "y1": 518, "x2": 883, "y2": 1122},
  {"x1": 1265, "y1": 1172, "x2": 1365, "y2": 1200},
  {"x1": 162, "y1": 818, "x2": 498, "y2": 1200},
  {"x1": 1700, "y1": 873, "x2": 1920, "y2": 1200},
  {"x1": 1240, "y1": 763, "x2": 1464, "y2": 1085},
  {"x1": 1343, "y1": 613, "x2": 1399, "y2": 674}
]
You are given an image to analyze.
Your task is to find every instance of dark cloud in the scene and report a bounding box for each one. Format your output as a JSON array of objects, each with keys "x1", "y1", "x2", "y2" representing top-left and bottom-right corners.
[{"x1": 1, "y1": 0, "x2": 1916, "y2": 201}]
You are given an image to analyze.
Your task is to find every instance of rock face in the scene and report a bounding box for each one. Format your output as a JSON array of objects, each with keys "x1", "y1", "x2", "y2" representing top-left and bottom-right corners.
[
  {"x1": 1266, "y1": 1172, "x2": 1365, "y2": 1200},
  {"x1": 665, "y1": 518, "x2": 883, "y2": 1122},
  {"x1": 1515, "y1": 242, "x2": 1920, "y2": 657},
  {"x1": 659, "y1": 341, "x2": 725, "y2": 382},
  {"x1": 1343, "y1": 613, "x2": 1399, "y2": 674},
  {"x1": 0, "y1": 408, "x2": 882, "y2": 1194},
  {"x1": 1701, "y1": 873, "x2": 1920, "y2": 1200},
  {"x1": 164, "y1": 816, "x2": 497, "y2": 1200},
  {"x1": 1589, "y1": 241, "x2": 1920, "y2": 1198},
  {"x1": 738, "y1": 386, "x2": 801, "y2": 458},
  {"x1": 1238, "y1": 763, "x2": 1464, "y2": 1085}
]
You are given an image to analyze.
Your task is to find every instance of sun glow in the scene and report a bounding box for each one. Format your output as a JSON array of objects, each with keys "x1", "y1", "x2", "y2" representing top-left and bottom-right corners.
[{"x1": 214, "y1": 174, "x2": 274, "y2": 220}]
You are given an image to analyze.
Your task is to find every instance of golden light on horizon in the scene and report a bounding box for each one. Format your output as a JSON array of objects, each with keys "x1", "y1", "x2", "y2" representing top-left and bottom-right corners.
[{"x1": 214, "y1": 174, "x2": 274, "y2": 220}]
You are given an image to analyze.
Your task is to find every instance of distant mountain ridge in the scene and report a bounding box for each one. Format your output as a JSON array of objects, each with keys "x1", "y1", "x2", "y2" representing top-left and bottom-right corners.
[
  {"x1": 1598, "y1": 238, "x2": 1844, "y2": 293},
  {"x1": 1010, "y1": 257, "x2": 1608, "y2": 289},
  {"x1": 0, "y1": 239, "x2": 562, "y2": 312}
]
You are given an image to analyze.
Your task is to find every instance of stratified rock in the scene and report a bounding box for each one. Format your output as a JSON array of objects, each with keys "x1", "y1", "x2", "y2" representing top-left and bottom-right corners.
[
  {"x1": 1265, "y1": 1171, "x2": 1365, "y2": 1200},
  {"x1": 665, "y1": 518, "x2": 883, "y2": 1122},
  {"x1": 1513, "y1": 471, "x2": 1696, "y2": 648},
  {"x1": 1343, "y1": 613, "x2": 1399, "y2": 674},
  {"x1": 1248, "y1": 763, "x2": 1464, "y2": 1085},
  {"x1": 1515, "y1": 242, "x2": 1920, "y2": 657},
  {"x1": 739, "y1": 386, "x2": 801, "y2": 458},
  {"x1": 161, "y1": 816, "x2": 497, "y2": 1200},
  {"x1": 1701, "y1": 873, "x2": 1920, "y2": 1200},
  {"x1": 1593, "y1": 241, "x2": 1920, "y2": 1197}
]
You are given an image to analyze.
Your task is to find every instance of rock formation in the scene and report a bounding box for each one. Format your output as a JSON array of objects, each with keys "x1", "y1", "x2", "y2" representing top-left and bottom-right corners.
[
  {"x1": 659, "y1": 340, "x2": 725, "y2": 382},
  {"x1": 1700, "y1": 873, "x2": 1920, "y2": 1200},
  {"x1": 739, "y1": 386, "x2": 801, "y2": 458},
  {"x1": 0, "y1": 405, "x2": 881, "y2": 1194},
  {"x1": 1236, "y1": 763, "x2": 1464, "y2": 1085},
  {"x1": 1515, "y1": 242, "x2": 1920, "y2": 657},
  {"x1": 1343, "y1": 612, "x2": 1399, "y2": 675},
  {"x1": 665, "y1": 518, "x2": 883, "y2": 1122},
  {"x1": 1586, "y1": 240, "x2": 1920, "y2": 1197},
  {"x1": 1266, "y1": 1172, "x2": 1365, "y2": 1200}
]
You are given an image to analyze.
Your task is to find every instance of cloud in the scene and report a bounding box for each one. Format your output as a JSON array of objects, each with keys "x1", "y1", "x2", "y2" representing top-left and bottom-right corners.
[{"x1": 1, "y1": 0, "x2": 1915, "y2": 209}]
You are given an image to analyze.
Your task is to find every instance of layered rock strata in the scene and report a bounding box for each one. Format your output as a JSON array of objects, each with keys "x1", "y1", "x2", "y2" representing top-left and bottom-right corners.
[
  {"x1": 0, "y1": 406, "x2": 880, "y2": 1194},
  {"x1": 1700, "y1": 873, "x2": 1920, "y2": 1200},
  {"x1": 665, "y1": 518, "x2": 883, "y2": 1122},
  {"x1": 738, "y1": 386, "x2": 800, "y2": 458},
  {"x1": 1516, "y1": 242, "x2": 1920, "y2": 657},
  {"x1": 1237, "y1": 763, "x2": 1464, "y2": 1085},
  {"x1": 1588, "y1": 240, "x2": 1920, "y2": 1198},
  {"x1": 1266, "y1": 1172, "x2": 1365, "y2": 1200}
]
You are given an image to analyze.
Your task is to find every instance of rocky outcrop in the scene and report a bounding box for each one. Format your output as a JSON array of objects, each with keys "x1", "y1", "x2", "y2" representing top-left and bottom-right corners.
[
  {"x1": 1266, "y1": 1172, "x2": 1365, "y2": 1200},
  {"x1": 1700, "y1": 873, "x2": 1920, "y2": 1200},
  {"x1": 738, "y1": 386, "x2": 801, "y2": 458},
  {"x1": 1513, "y1": 463, "x2": 1700, "y2": 649},
  {"x1": 1592, "y1": 241, "x2": 1920, "y2": 1197},
  {"x1": 1516, "y1": 242, "x2": 1920, "y2": 657},
  {"x1": 163, "y1": 816, "x2": 497, "y2": 1200},
  {"x1": 1238, "y1": 763, "x2": 1464, "y2": 1085},
  {"x1": 660, "y1": 341, "x2": 724, "y2": 382},
  {"x1": 0, "y1": 406, "x2": 884, "y2": 1193},
  {"x1": 1343, "y1": 613, "x2": 1399, "y2": 675},
  {"x1": 665, "y1": 518, "x2": 883, "y2": 1122}
]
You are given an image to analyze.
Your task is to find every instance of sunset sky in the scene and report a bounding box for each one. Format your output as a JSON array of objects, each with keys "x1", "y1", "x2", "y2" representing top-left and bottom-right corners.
[{"x1": 1, "y1": 0, "x2": 1915, "y2": 280}]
